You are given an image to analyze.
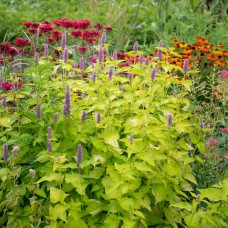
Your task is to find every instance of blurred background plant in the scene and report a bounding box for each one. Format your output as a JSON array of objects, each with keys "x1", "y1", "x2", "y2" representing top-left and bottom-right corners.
[{"x1": 0, "y1": 0, "x2": 228, "y2": 51}]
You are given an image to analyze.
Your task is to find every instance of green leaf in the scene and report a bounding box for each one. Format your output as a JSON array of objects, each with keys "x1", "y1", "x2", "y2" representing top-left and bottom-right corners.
[
  {"x1": 103, "y1": 132, "x2": 119, "y2": 148},
  {"x1": 171, "y1": 202, "x2": 192, "y2": 211},
  {"x1": 152, "y1": 184, "x2": 167, "y2": 204},
  {"x1": 49, "y1": 204, "x2": 69, "y2": 221},
  {"x1": 118, "y1": 197, "x2": 134, "y2": 211},
  {"x1": 65, "y1": 173, "x2": 87, "y2": 195},
  {"x1": 0, "y1": 117, "x2": 12, "y2": 127},
  {"x1": 50, "y1": 187, "x2": 68, "y2": 204},
  {"x1": 66, "y1": 217, "x2": 88, "y2": 228},
  {"x1": 0, "y1": 168, "x2": 10, "y2": 181},
  {"x1": 137, "y1": 152, "x2": 155, "y2": 166},
  {"x1": 34, "y1": 188, "x2": 47, "y2": 198},
  {"x1": 179, "y1": 79, "x2": 192, "y2": 91},
  {"x1": 85, "y1": 199, "x2": 103, "y2": 216},
  {"x1": 134, "y1": 162, "x2": 154, "y2": 173},
  {"x1": 199, "y1": 188, "x2": 224, "y2": 201},
  {"x1": 36, "y1": 173, "x2": 62, "y2": 183},
  {"x1": 178, "y1": 138, "x2": 194, "y2": 150}
]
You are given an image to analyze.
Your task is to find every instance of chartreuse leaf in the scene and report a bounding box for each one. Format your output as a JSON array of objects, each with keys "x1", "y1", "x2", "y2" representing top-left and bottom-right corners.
[
  {"x1": 65, "y1": 173, "x2": 87, "y2": 195},
  {"x1": 152, "y1": 184, "x2": 167, "y2": 204},
  {"x1": 122, "y1": 218, "x2": 137, "y2": 228},
  {"x1": 50, "y1": 187, "x2": 69, "y2": 204},
  {"x1": 66, "y1": 217, "x2": 88, "y2": 228},
  {"x1": 137, "y1": 152, "x2": 155, "y2": 166},
  {"x1": 179, "y1": 79, "x2": 192, "y2": 91},
  {"x1": 85, "y1": 199, "x2": 103, "y2": 216},
  {"x1": 118, "y1": 197, "x2": 134, "y2": 211},
  {"x1": 34, "y1": 188, "x2": 47, "y2": 198},
  {"x1": 103, "y1": 214, "x2": 121, "y2": 228},
  {"x1": 49, "y1": 204, "x2": 69, "y2": 221},
  {"x1": 0, "y1": 168, "x2": 10, "y2": 182},
  {"x1": 171, "y1": 202, "x2": 192, "y2": 211},
  {"x1": 199, "y1": 188, "x2": 224, "y2": 201},
  {"x1": 103, "y1": 131, "x2": 120, "y2": 149},
  {"x1": 36, "y1": 173, "x2": 62, "y2": 183},
  {"x1": 0, "y1": 117, "x2": 14, "y2": 127}
]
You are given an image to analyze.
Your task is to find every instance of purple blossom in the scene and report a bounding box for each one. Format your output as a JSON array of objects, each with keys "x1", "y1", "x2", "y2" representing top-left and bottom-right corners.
[
  {"x1": 34, "y1": 52, "x2": 39, "y2": 65},
  {"x1": 96, "y1": 112, "x2": 101, "y2": 123},
  {"x1": 36, "y1": 104, "x2": 41, "y2": 119},
  {"x1": 168, "y1": 114, "x2": 173, "y2": 128},
  {"x1": 18, "y1": 118, "x2": 22, "y2": 125},
  {"x1": 101, "y1": 32, "x2": 106, "y2": 47},
  {"x1": 200, "y1": 122, "x2": 204, "y2": 128},
  {"x1": 43, "y1": 43, "x2": 49, "y2": 57},
  {"x1": 144, "y1": 56, "x2": 149, "y2": 66},
  {"x1": 128, "y1": 73, "x2": 132, "y2": 82},
  {"x1": 157, "y1": 50, "x2": 162, "y2": 60},
  {"x1": 183, "y1": 59, "x2": 189, "y2": 74},
  {"x1": 77, "y1": 144, "x2": 82, "y2": 167},
  {"x1": 159, "y1": 40, "x2": 163, "y2": 47},
  {"x1": 108, "y1": 67, "x2": 113, "y2": 80},
  {"x1": 3, "y1": 144, "x2": 8, "y2": 163},
  {"x1": 133, "y1": 41, "x2": 138, "y2": 53},
  {"x1": 54, "y1": 113, "x2": 58, "y2": 122},
  {"x1": 3, "y1": 96, "x2": 6, "y2": 108},
  {"x1": 79, "y1": 57, "x2": 84, "y2": 70},
  {"x1": 130, "y1": 134, "x2": 134, "y2": 144},
  {"x1": 113, "y1": 50, "x2": 117, "y2": 60},
  {"x1": 61, "y1": 33, "x2": 67, "y2": 49},
  {"x1": 92, "y1": 72, "x2": 97, "y2": 82},
  {"x1": 81, "y1": 111, "x2": 87, "y2": 122},
  {"x1": 98, "y1": 48, "x2": 104, "y2": 63},
  {"x1": 47, "y1": 126, "x2": 52, "y2": 139},
  {"x1": 47, "y1": 140, "x2": 52, "y2": 153},
  {"x1": 63, "y1": 85, "x2": 70, "y2": 116},
  {"x1": 139, "y1": 54, "x2": 144, "y2": 64},
  {"x1": 150, "y1": 68, "x2": 156, "y2": 81},
  {"x1": 63, "y1": 47, "x2": 68, "y2": 63},
  {"x1": 73, "y1": 62, "x2": 78, "y2": 68}
]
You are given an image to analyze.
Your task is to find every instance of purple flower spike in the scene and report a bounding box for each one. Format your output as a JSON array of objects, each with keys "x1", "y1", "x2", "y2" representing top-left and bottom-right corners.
[
  {"x1": 73, "y1": 62, "x2": 78, "y2": 68},
  {"x1": 43, "y1": 43, "x2": 49, "y2": 57},
  {"x1": 77, "y1": 144, "x2": 82, "y2": 166},
  {"x1": 159, "y1": 40, "x2": 163, "y2": 47},
  {"x1": 81, "y1": 111, "x2": 87, "y2": 122},
  {"x1": 92, "y1": 72, "x2": 97, "y2": 82},
  {"x1": 18, "y1": 118, "x2": 22, "y2": 125},
  {"x1": 98, "y1": 48, "x2": 103, "y2": 63},
  {"x1": 113, "y1": 50, "x2": 117, "y2": 60},
  {"x1": 97, "y1": 112, "x2": 101, "y2": 124},
  {"x1": 166, "y1": 46, "x2": 170, "y2": 53},
  {"x1": 139, "y1": 54, "x2": 144, "y2": 64},
  {"x1": 61, "y1": 33, "x2": 67, "y2": 49},
  {"x1": 145, "y1": 56, "x2": 149, "y2": 66},
  {"x1": 133, "y1": 41, "x2": 138, "y2": 53},
  {"x1": 47, "y1": 140, "x2": 52, "y2": 153},
  {"x1": 63, "y1": 85, "x2": 70, "y2": 116},
  {"x1": 168, "y1": 114, "x2": 173, "y2": 128},
  {"x1": 130, "y1": 134, "x2": 134, "y2": 144},
  {"x1": 101, "y1": 32, "x2": 106, "y2": 47},
  {"x1": 47, "y1": 126, "x2": 52, "y2": 139},
  {"x1": 3, "y1": 96, "x2": 6, "y2": 108},
  {"x1": 79, "y1": 57, "x2": 84, "y2": 70},
  {"x1": 54, "y1": 113, "x2": 58, "y2": 122},
  {"x1": 150, "y1": 68, "x2": 156, "y2": 81},
  {"x1": 128, "y1": 73, "x2": 132, "y2": 82},
  {"x1": 3, "y1": 144, "x2": 8, "y2": 163},
  {"x1": 200, "y1": 122, "x2": 204, "y2": 128},
  {"x1": 157, "y1": 50, "x2": 162, "y2": 60},
  {"x1": 63, "y1": 47, "x2": 68, "y2": 63},
  {"x1": 34, "y1": 52, "x2": 39, "y2": 65},
  {"x1": 36, "y1": 104, "x2": 41, "y2": 119},
  {"x1": 183, "y1": 59, "x2": 189, "y2": 74},
  {"x1": 108, "y1": 67, "x2": 113, "y2": 80}
]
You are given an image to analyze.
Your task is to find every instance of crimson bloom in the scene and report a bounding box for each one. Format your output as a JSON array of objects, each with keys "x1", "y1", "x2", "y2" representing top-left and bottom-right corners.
[
  {"x1": 71, "y1": 30, "x2": 83, "y2": 37},
  {"x1": 77, "y1": 46, "x2": 88, "y2": 53},
  {"x1": 14, "y1": 37, "x2": 29, "y2": 47},
  {"x1": 2, "y1": 82, "x2": 14, "y2": 90},
  {"x1": 206, "y1": 138, "x2": 218, "y2": 147},
  {"x1": 220, "y1": 127, "x2": 228, "y2": 134}
]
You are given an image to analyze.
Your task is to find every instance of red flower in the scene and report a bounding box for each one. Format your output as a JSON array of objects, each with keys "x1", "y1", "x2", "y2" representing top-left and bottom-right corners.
[
  {"x1": 88, "y1": 56, "x2": 97, "y2": 63},
  {"x1": 39, "y1": 23, "x2": 54, "y2": 33},
  {"x1": 206, "y1": 138, "x2": 218, "y2": 147},
  {"x1": 78, "y1": 19, "x2": 91, "y2": 29},
  {"x1": 93, "y1": 23, "x2": 104, "y2": 30},
  {"x1": 117, "y1": 52, "x2": 127, "y2": 59},
  {"x1": 17, "y1": 82, "x2": 23, "y2": 88},
  {"x1": 52, "y1": 30, "x2": 62, "y2": 41},
  {"x1": 53, "y1": 20, "x2": 62, "y2": 26},
  {"x1": 105, "y1": 26, "x2": 113, "y2": 32},
  {"x1": 2, "y1": 82, "x2": 14, "y2": 90},
  {"x1": 14, "y1": 37, "x2": 29, "y2": 47},
  {"x1": 60, "y1": 18, "x2": 73, "y2": 28},
  {"x1": 220, "y1": 127, "x2": 228, "y2": 134},
  {"x1": 22, "y1": 21, "x2": 33, "y2": 27},
  {"x1": 77, "y1": 46, "x2": 88, "y2": 53},
  {"x1": 31, "y1": 22, "x2": 40, "y2": 28},
  {"x1": 0, "y1": 42, "x2": 12, "y2": 54},
  {"x1": 8, "y1": 46, "x2": 19, "y2": 56},
  {"x1": 71, "y1": 30, "x2": 83, "y2": 37},
  {"x1": 47, "y1": 37, "x2": 56, "y2": 43},
  {"x1": 28, "y1": 28, "x2": 38, "y2": 34}
]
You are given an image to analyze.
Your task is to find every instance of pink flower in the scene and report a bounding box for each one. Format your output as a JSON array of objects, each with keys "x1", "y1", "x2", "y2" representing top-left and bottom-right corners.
[
  {"x1": 206, "y1": 138, "x2": 218, "y2": 147},
  {"x1": 77, "y1": 46, "x2": 88, "y2": 53},
  {"x1": 220, "y1": 127, "x2": 228, "y2": 134},
  {"x1": 221, "y1": 70, "x2": 228, "y2": 78},
  {"x1": 2, "y1": 82, "x2": 14, "y2": 90}
]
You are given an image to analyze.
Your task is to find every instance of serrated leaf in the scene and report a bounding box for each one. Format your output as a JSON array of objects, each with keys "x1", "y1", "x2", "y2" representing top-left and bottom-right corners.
[
  {"x1": 171, "y1": 202, "x2": 192, "y2": 211},
  {"x1": 85, "y1": 199, "x2": 103, "y2": 216},
  {"x1": 66, "y1": 217, "x2": 88, "y2": 228},
  {"x1": 50, "y1": 187, "x2": 68, "y2": 204},
  {"x1": 179, "y1": 79, "x2": 192, "y2": 91},
  {"x1": 36, "y1": 173, "x2": 62, "y2": 183},
  {"x1": 0, "y1": 117, "x2": 12, "y2": 127},
  {"x1": 152, "y1": 184, "x2": 167, "y2": 204},
  {"x1": 103, "y1": 132, "x2": 119, "y2": 148},
  {"x1": 34, "y1": 188, "x2": 47, "y2": 198},
  {"x1": 118, "y1": 197, "x2": 134, "y2": 211},
  {"x1": 49, "y1": 204, "x2": 69, "y2": 221}
]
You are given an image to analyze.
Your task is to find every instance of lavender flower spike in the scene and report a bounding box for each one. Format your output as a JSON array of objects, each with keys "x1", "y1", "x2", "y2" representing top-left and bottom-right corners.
[
  {"x1": 133, "y1": 41, "x2": 138, "y2": 53},
  {"x1": 54, "y1": 113, "x2": 58, "y2": 122},
  {"x1": 43, "y1": 43, "x2": 49, "y2": 57},
  {"x1": 3, "y1": 144, "x2": 8, "y2": 163},
  {"x1": 79, "y1": 57, "x2": 84, "y2": 70},
  {"x1": 200, "y1": 122, "x2": 204, "y2": 128},
  {"x1": 47, "y1": 126, "x2": 52, "y2": 139},
  {"x1": 144, "y1": 56, "x2": 149, "y2": 66},
  {"x1": 81, "y1": 111, "x2": 87, "y2": 122},
  {"x1": 130, "y1": 134, "x2": 134, "y2": 144},
  {"x1": 96, "y1": 112, "x2": 101, "y2": 124},
  {"x1": 101, "y1": 32, "x2": 106, "y2": 47},
  {"x1": 150, "y1": 68, "x2": 156, "y2": 81},
  {"x1": 36, "y1": 104, "x2": 41, "y2": 119},
  {"x1": 63, "y1": 85, "x2": 70, "y2": 116},
  {"x1": 47, "y1": 140, "x2": 52, "y2": 153},
  {"x1": 34, "y1": 52, "x2": 39, "y2": 65},
  {"x1": 63, "y1": 47, "x2": 68, "y2": 63},
  {"x1": 98, "y1": 48, "x2": 103, "y2": 63},
  {"x1": 3, "y1": 96, "x2": 6, "y2": 108},
  {"x1": 159, "y1": 40, "x2": 163, "y2": 47},
  {"x1": 108, "y1": 67, "x2": 113, "y2": 80},
  {"x1": 77, "y1": 144, "x2": 83, "y2": 166},
  {"x1": 168, "y1": 114, "x2": 173, "y2": 128},
  {"x1": 113, "y1": 50, "x2": 117, "y2": 61},
  {"x1": 61, "y1": 33, "x2": 67, "y2": 49},
  {"x1": 139, "y1": 54, "x2": 144, "y2": 64},
  {"x1": 183, "y1": 59, "x2": 189, "y2": 74},
  {"x1": 92, "y1": 72, "x2": 97, "y2": 82}
]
